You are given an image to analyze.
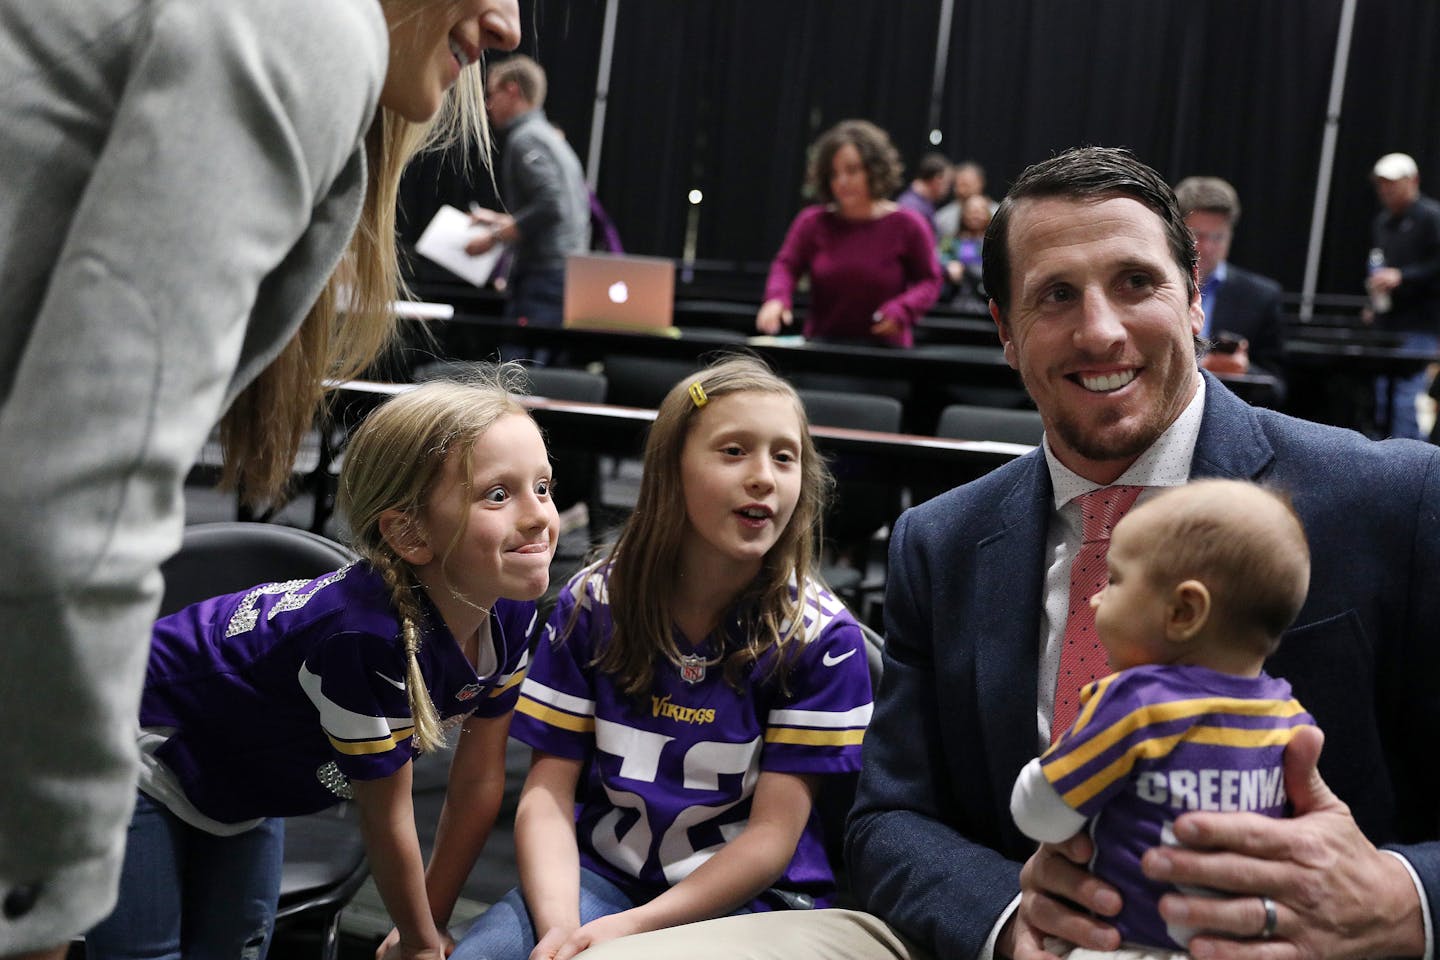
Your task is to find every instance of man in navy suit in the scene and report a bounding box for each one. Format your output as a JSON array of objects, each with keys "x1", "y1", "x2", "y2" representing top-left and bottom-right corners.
[
  {"x1": 573, "y1": 147, "x2": 1439, "y2": 960},
  {"x1": 1173, "y1": 176, "x2": 1286, "y2": 399}
]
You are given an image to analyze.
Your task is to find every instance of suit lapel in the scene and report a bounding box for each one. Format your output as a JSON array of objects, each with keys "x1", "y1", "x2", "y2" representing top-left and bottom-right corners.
[
  {"x1": 973, "y1": 452, "x2": 1053, "y2": 821},
  {"x1": 1190, "y1": 372, "x2": 1275, "y2": 480}
]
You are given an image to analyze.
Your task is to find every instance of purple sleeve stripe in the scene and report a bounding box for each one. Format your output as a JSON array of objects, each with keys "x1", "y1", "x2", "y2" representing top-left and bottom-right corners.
[
  {"x1": 327, "y1": 727, "x2": 414, "y2": 756},
  {"x1": 516, "y1": 695, "x2": 595, "y2": 733},
  {"x1": 764, "y1": 728, "x2": 865, "y2": 747}
]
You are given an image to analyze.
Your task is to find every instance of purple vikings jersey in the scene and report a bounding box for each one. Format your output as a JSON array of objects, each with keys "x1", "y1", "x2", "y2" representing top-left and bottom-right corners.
[
  {"x1": 141, "y1": 562, "x2": 534, "y2": 824},
  {"x1": 511, "y1": 564, "x2": 873, "y2": 910},
  {"x1": 1014, "y1": 664, "x2": 1313, "y2": 949}
]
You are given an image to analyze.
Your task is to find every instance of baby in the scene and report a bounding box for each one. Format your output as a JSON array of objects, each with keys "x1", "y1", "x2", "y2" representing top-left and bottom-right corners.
[{"x1": 1011, "y1": 479, "x2": 1316, "y2": 958}]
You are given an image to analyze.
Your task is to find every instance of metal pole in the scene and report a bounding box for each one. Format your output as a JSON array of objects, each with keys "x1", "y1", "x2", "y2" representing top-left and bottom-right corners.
[
  {"x1": 1299, "y1": 0, "x2": 1358, "y2": 322},
  {"x1": 927, "y1": 0, "x2": 956, "y2": 141},
  {"x1": 584, "y1": 0, "x2": 620, "y2": 192}
]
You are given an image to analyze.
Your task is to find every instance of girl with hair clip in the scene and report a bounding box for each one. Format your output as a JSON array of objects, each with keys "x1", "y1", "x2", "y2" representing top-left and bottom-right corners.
[
  {"x1": 3, "y1": 3, "x2": 521, "y2": 954},
  {"x1": 451, "y1": 355, "x2": 875, "y2": 960},
  {"x1": 86, "y1": 376, "x2": 558, "y2": 960}
]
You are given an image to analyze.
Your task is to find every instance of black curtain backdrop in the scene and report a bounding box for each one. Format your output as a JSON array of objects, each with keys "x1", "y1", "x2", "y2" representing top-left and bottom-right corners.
[{"x1": 399, "y1": 0, "x2": 1440, "y2": 301}]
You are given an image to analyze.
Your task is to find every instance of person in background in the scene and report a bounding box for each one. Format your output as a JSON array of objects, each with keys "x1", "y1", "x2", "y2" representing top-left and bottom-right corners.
[
  {"x1": 896, "y1": 152, "x2": 954, "y2": 238},
  {"x1": 1173, "y1": 176, "x2": 1287, "y2": 397},
  {"x1": 934, "y1": 160, "x2": 992, "y2": 239},
  {"x1": 941, "y1": 193, "x2": 996, "y2": 313},
  {"x1": 0, "y1": 2, "x2": 520, "y2": 955},
  {"x1": 1365, "y1": 152, "x2": 1440, "y2": 440},
  {"x1": 466, "y1": 54, "x2": 590, "y2": 328},
  {"x1": 757, "y1": 120, "x2": 941, "y2": 348}
]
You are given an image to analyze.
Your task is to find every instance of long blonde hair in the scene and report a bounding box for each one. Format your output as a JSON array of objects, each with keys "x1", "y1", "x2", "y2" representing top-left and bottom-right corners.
[
  {"x1": 221, "y1": 14, "x2": 491, "y2": 509},
  {"x1": 593, "y1": 355, "x2": 833, "y2": 696},
  {"x1": 338, "y1": 372, "x2": 527, "y2": 752}
]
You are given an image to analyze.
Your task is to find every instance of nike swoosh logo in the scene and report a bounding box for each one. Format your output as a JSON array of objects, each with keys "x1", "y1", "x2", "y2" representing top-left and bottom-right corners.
[
  {"x1": 374, "y1": 671, "x2": 407, "y2": 691},
  {"x1": 822, "y1": 649, "x2": 857, "y2": 667}
]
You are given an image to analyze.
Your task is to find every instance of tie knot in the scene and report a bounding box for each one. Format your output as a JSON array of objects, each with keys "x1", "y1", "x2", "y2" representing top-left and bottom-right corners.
[{"x1": 1077, "y1": 485, "x2": 1144, "y2": 543}]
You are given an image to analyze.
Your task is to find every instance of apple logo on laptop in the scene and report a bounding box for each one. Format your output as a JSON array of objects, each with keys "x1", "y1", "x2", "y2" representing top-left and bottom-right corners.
[{"x1": 608, "y1": 281, "x2": 630, "y2": 304}]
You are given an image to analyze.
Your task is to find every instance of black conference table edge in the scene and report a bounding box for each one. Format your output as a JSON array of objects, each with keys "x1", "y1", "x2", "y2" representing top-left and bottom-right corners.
[
  {"x1": 195, "y1": 383, "x2": 1034, "y2": 535},
  {"x1": 413, "y1": 311, "x2": 1282, "y2": 408}
]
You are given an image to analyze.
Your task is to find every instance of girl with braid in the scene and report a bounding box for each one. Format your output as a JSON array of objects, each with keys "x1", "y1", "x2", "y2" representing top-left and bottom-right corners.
[{"x1": 88, "y1": 377, "x2": 558, "y2": 960}]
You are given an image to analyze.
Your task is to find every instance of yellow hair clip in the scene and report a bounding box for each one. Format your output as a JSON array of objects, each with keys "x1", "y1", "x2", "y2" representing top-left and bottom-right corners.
[{"x1": 688, "y1": 381, "x2": 708, "y2": 408}]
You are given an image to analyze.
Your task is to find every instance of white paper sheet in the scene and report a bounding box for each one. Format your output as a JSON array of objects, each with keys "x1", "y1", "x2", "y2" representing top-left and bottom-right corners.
[{"x1": 414, "y1": 204, "x2": 506, "y2": 288}]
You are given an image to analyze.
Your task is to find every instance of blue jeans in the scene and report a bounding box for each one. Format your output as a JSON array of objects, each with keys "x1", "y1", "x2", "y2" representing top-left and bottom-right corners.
[
  {"x1": 1374, "y1": 331, "x2": 1439, "y2": 440},
  {"x1": 499, "y1": 266, "x2": 566, "y2": 365},
  {"x1": 504, "y1": 266, "x2": 566, "y2": 329},
  {"x1": 451, "y1": 868, "x2": 756, "y2": 960},
  {"x1": 450, "y1": 868, "x2": 639, "y2": 960},
  {"x1": 86, "y1": 792, "x2": 285, "y2": 960}
]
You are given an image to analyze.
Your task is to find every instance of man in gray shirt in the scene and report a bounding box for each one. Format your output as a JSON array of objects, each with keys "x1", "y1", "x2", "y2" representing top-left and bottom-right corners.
[{"x1": 467, "y1": 55, "x2": 589, "y2": 327}]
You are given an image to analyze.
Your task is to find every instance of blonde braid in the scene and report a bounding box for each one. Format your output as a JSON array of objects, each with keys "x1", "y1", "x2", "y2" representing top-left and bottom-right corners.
[{"x1": 375, "y1": 553, "x2": 445, "y2": 753}]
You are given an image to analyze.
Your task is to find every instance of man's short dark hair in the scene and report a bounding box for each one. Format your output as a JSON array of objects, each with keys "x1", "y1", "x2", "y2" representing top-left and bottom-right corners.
[
  {"x1": 807, "y1": 120, "x2": 904, "y2": 204},
  {"x1": 982, "y1": 146, "x2": 1198, "y2": 317},
  {"x1": 1174, "y1": 176, "x2": 1242, "y2": 226},
  {"x1": 915, "y1": 152, "x2": 952, "y2": 182}
]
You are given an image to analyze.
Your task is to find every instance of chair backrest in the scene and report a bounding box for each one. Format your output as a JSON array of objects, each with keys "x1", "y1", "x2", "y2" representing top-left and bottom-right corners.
[
  {"x1": 413, "y1": 361, "x2": 610, "y2": 405},
  {"x1": 520, "y1": 366, "x2": 608, "y2": 403},
  {"x1": 935, "y1": 402, "x2": 1044, "y2": 446},
  {"x1": 411, "y1": 358, "x2": 475, "y2": 383},
  {"x1": 158, "y1": 522, "x2": 367, "y2": 960},
  {"x1": 159, "y1": 522, "x2": 357, "y2": 616},
  {"x1": 601, "y1": 354, "x2": 702, "y2": 409},
  {"x1": 797, "y1": 388, "x2": 904, "y2": 433}
]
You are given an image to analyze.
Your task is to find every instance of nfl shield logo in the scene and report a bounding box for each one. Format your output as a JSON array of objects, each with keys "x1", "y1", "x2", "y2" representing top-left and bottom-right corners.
[
  {"x1": 678, "y1": 653, "x2": 707, "y2": 685},
  {"x1": 456, "y1": 683, "x2": 483, "y2": 702}
]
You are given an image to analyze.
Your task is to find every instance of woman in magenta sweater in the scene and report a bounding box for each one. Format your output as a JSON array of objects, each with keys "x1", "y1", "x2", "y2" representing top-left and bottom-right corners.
[{"x1": 757, "y1": 120, "x2": 942, "y2": 348}]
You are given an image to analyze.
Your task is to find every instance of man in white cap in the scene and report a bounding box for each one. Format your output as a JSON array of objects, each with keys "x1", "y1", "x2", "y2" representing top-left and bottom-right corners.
[{"x1": 1367, "y1": 152, "x2": 1440, "y2": 440}]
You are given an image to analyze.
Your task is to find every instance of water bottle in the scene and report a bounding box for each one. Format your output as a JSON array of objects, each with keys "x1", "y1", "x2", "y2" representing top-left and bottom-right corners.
[{"x1": 1368, "y1": 248, "x2": 1392, "y2": 314}]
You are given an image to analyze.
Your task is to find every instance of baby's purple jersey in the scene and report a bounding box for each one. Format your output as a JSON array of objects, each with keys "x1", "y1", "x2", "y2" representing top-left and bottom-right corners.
[
  {"x1": 512, "y1": 564, "x2": 872, "y2": 910},
  {"x1": 142, "y1": 562, "x2": 535, "y2": 823},
  {"x1": 1031, "y1": 664, "x2": 1313, "y2": 949}
]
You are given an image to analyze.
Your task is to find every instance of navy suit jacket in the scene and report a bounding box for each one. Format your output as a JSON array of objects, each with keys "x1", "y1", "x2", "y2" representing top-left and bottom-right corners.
[
  {"x1": 1210, "y1": 263, "x2": 1286, "y2": 393},
  {"x1": 847, "y1": 373, "x2": 1440, "y2": 959}
]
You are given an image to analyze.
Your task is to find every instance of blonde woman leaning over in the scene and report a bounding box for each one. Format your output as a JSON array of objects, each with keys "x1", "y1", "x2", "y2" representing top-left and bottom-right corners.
[{"x1": 0, "y1": 2, "x2": 519, "y2": 955}]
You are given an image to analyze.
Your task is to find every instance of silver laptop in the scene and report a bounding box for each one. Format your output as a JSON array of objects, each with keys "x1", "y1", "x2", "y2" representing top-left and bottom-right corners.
[{"x1": 563, "y1": 253, "x2": 675, "y2": 333}]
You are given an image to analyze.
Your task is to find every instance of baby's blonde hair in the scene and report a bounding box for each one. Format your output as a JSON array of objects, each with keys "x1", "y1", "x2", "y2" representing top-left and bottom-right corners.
[{"x1": 1136, "y1": 480, "x2": 1310, "y2": 655}]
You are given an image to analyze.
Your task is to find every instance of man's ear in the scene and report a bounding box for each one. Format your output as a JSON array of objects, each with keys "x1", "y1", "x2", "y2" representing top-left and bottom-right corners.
[
  {"x1": 991, "y1": 301, "x2": 1018, "y2": 369},
  {"x1": 1166, "y1": 579, "x2": 1210, "y2": 642},
  {"x1": 1189, "y1": 262, "x2": 1205, "y2": 337},
  {"x1": 379, "y1": 509, "x2": 433, "y2": 565}
]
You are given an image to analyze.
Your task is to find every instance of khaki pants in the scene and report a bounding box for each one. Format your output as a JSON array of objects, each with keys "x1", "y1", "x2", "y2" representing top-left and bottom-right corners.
[{"x1": 574, "y1": 908, "x2": 932, "y2": 960}]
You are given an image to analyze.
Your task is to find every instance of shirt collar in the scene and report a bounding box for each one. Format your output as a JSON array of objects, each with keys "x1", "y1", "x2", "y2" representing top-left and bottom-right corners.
[
  {"x1": 1201, "y1": 260, "x2": 1228, "y2": 296},
  {"x1": 1044, "y1": 373, "x2": 1206, "y2": 510}
]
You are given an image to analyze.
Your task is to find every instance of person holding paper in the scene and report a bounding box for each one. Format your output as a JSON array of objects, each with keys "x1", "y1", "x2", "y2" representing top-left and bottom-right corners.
[{"x1": 467, "y1": 55, "x2": 589, "y2": 328}]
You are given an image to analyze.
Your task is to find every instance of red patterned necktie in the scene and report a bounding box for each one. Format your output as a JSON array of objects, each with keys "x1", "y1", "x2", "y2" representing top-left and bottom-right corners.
[{"x1": 1052, "y1": 484, "x2": 1145, "y2": 742}]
